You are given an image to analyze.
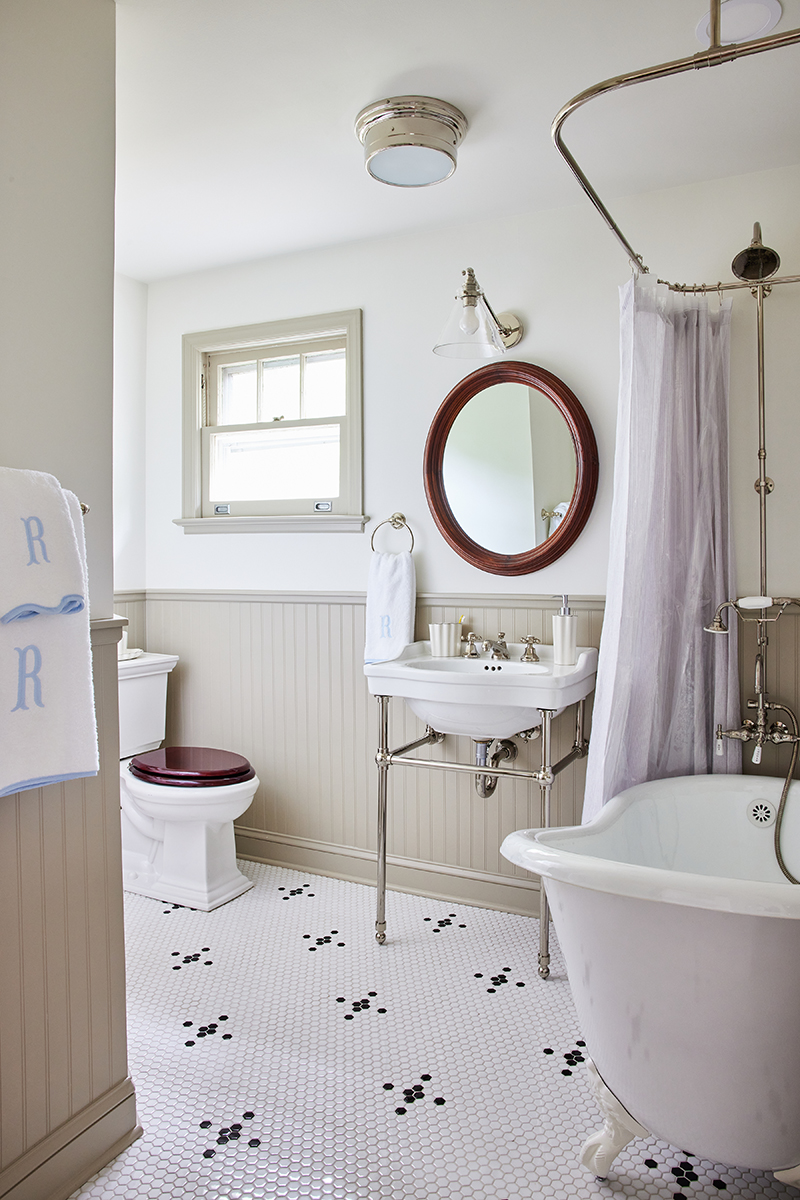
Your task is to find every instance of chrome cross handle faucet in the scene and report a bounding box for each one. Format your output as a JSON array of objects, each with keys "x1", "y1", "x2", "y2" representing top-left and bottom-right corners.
[
  {"x1": 520, "y1": 635, "x2": 541, "y2": 663},
  {"x1": 463, "y1": 632, "x2": 489, "y2": 658}
]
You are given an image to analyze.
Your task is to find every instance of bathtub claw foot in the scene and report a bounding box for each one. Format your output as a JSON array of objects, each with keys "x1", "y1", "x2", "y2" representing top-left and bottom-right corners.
[
  {"x1": 774, "y1": 1163, "x2": 800, "y2": 1186},
  {"x1": 580, "y1": 1059, "x2": 649, "y2": 1179}
]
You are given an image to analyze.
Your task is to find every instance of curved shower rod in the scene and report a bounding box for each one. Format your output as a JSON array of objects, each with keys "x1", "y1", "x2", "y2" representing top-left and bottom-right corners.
[{"x1": 551, "y1": 0, "x2": 800, "y2": 284}]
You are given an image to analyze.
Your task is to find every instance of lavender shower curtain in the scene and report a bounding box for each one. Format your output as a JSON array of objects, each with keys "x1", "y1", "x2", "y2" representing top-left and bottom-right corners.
[{"x1": 582, "y1": 277, "x2": 741, "y2": 823}]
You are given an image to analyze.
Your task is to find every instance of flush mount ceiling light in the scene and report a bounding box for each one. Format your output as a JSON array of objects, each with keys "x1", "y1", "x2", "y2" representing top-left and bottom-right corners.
[
  {"x1": 355, "y1": 96, "x2": 468, "y2": 188},
  {"x1": 433, "y1": 268, "x2": 523, "y2": 359},
  {"x1": 696, "y1": 0, "x2": 782, "y2": 46}
]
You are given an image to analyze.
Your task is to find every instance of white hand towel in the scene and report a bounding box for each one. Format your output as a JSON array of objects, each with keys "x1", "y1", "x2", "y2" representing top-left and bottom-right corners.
[
  {"x1": 0, "y1": 483, "x2": 98, "y2": 797},
  {"x1": 550, "y1": 501, "x2": 570, "y2": 532},
  {"x1": 364, "y1": 551, "x2": 416, "y2": 664},
  {"x1": 0, "y1": 467, "x2": 87, "y2": 624}
]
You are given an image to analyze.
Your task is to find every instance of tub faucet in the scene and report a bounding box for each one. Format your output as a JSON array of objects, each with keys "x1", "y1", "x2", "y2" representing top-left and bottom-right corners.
[{"x1": 489, "y1": 633, "x2": 510, "y2": 660}]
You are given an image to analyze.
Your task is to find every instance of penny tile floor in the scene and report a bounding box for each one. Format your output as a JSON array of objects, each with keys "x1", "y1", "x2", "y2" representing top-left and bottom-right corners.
[{"x1": 71, "y1": 861, "x2": 797, "y2": 1200}]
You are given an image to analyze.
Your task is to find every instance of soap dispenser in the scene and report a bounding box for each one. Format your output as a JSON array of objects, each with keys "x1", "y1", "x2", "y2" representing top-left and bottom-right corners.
[{"x1": 552, "y1": 595, "x2": 577, "y2": 666}]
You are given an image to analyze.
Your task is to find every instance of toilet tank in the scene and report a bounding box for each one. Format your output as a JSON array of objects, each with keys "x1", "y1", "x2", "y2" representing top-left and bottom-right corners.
[{"x1": 117, "y1": 652, "x2": 180, "y2": 758}]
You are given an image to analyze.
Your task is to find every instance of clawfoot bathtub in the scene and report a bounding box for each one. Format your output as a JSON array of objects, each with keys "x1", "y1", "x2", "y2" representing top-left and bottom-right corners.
[{"x1": 501, "y1": 774, "x2": 800, "y2": 1186}]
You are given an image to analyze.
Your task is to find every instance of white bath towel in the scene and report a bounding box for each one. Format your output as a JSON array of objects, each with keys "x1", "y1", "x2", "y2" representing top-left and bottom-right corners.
[
  {"x1": 550, "y1": 501, "x2": 570, "y2": 532},
  {"x1": 0, "y1": 478, "x2": 98, "y2": 797},
  {"x1": 364, "y1": 551, "x2": 416, "y2": 664},
  {"x1": 0, "y1": 467, "x2": 86, "y2": 624}
]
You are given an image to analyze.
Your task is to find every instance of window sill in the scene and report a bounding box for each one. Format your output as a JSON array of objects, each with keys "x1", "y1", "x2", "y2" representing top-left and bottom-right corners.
[{"x1": 173, "y1": 515, "x2": 368, "y2": 535}]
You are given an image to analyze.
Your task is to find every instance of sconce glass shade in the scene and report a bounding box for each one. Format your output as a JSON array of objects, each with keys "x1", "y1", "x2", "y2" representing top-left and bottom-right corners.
[
  {"x1": 355, "y1": 96, "x2": 468, "y2": 188},
  {"x1": 433, "y1": 294, "x2": 507, "y2": 359},
  {"x1": 433, "y1": 268, "x2": 523, "y2": 359}
]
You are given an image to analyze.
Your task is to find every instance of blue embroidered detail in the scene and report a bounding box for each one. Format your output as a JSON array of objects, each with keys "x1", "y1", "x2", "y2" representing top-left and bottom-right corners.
[
  {"x1": 0, "y1": 771, "x2": 97, "y2": 797},
  {"x1": 12, "y1": 645, "x2": 44, "y2": 711},
  {"x1": 379, "y1": 615, "x2": 392, "y2": 639},
  {"x1": 21, "y1": 516, "x2": 50, "y2": 565},
  {"x1": 0, "y1": 595, "x2": 84, "y2": 624}
]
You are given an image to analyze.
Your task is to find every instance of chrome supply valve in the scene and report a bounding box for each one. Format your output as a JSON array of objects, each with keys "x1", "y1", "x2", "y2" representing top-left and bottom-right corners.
[
  {"x1": 463, "y1": 632, "x2": 489, "y2": 658},
  {"x1": 715, "y1": 719, "x2": 756, "y2": 755},
  {"x1": 520, "y1": 635, "x2": 541, "y2": 663},
  {"x1": 768, "y1": 721, "x2": 800, "y2": 745},
  {"x1": 518, "y1": 727, "x2": 542, "y2": 741},
  {"x1": 489, "y1": 633, "x2": 510, "y2": 660},
  {"x1": 716, "y1": 720, "x2": 756, "y2": 741}
]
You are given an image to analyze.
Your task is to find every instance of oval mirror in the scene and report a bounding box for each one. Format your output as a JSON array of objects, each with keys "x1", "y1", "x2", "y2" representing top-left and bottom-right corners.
[{"x1": 423, "y1": 361, "x2": 598, "y2": 575}]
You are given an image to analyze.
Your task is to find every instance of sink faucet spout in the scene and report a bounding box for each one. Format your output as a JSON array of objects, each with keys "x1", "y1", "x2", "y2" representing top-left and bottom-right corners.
[{"x1": 489, "y1": 633, "x2": 510, "y2": 660}]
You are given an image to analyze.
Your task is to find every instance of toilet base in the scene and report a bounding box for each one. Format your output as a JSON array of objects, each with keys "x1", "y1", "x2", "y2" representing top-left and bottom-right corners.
[
  {"x1": 119, "y1": 762, "x2": 259, "y2": 911},
  {"x1": 122, "y1": 854, "x2": 253, "y2": 911}
]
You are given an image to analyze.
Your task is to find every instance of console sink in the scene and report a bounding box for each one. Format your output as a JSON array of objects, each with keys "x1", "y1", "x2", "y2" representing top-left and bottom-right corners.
[{"x1": 364, "y1": 641, "x2": 598, "y2": 739}]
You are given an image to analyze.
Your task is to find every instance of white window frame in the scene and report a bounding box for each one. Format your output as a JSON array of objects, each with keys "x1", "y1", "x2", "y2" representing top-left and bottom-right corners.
[{"x1": 174, "y1": 309, "x2": 365, "y2": 534}]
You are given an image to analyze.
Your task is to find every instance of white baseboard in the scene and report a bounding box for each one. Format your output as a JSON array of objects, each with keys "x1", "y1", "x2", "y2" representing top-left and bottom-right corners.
[
  {"x1": 235, "y1": 826, "x2": 541, "y2": 918},
  {"x1": 0, "y1": 1079, "x2": 140, "y2": 1200}
]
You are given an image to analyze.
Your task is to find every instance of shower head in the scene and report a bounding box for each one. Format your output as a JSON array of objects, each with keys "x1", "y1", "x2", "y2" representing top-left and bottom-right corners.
[{"x1": 731, "y1": 223, "x2": 780, "y2": 282}]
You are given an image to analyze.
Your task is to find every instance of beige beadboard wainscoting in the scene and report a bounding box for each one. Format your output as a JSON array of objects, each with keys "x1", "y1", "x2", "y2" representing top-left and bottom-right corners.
[
  {"x1": 0, "y1": 619, "x2": 139, "y2": 1200},
  {"x1": 113, "y1": 591, "x2": 604, "y2": 916}
]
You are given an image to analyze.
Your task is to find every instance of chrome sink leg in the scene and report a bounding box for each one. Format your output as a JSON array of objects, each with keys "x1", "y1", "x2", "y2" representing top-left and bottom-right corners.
[
  {"x1": 375, "y1": 695, "x2": 389, "y2": 944},
  {"x1": 538, "y1": 710, "x2": 554, "y2": 979}
]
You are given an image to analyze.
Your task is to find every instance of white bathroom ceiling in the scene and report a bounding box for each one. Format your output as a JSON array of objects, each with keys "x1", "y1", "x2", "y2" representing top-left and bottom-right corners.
[{"x1": 115, "y1": 0, "x2": 800, "y2": 281}]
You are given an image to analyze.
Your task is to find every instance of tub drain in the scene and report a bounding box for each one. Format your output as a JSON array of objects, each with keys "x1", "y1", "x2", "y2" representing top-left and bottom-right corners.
[{"x1": 747, "y1": 798, "x2": 776, "y2": 827}]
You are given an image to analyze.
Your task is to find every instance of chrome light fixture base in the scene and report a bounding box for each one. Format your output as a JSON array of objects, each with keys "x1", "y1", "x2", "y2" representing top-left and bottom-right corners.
[
  {"x1": 355, "y1": 96, "x2": 468, "y2": 188},
  {"x1": 494, "y1": 312, "x2": 524, "y2": 351}
]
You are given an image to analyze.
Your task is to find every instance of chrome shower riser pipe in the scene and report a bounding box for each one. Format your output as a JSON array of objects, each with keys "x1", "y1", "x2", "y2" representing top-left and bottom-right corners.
[{"x1": 756, "y1": 284, "x2": 768, "y2": 603}]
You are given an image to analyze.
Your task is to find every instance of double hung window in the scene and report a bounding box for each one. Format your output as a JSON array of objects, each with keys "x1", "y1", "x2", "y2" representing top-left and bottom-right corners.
[{"x1": 179, "y1": 310, "x2": 363, "y2": 532}]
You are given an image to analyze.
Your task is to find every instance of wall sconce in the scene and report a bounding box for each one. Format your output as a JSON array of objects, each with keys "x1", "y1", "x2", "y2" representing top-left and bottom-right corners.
[
  {"x1": 433, "y1": 268, "x2": 523, "y2": 359},
  {"x1": 355, "y1": 96, "x2": 468, "y2": 188}
]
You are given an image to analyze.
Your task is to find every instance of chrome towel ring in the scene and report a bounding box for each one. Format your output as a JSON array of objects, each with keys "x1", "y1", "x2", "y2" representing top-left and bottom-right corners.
[{"x1": 370, "y1": 512, "x2": 414, "y2": 552}]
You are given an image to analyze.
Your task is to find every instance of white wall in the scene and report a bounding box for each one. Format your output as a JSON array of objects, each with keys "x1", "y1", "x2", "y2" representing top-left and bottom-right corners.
[
  {"x1": 113, "y1": 273, "x2": 148, "y2": 590},
  {"x1": 119, "y1": 161, "x2": 800, "y2": 599},
  {"x1": 0, "y1": 0, "x2": 116, "y2": 616}
]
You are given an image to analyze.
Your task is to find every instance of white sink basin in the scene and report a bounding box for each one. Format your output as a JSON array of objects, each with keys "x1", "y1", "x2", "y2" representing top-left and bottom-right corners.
[{"x1": 364, "y1": 641, "x2": 598, "y2": 739}]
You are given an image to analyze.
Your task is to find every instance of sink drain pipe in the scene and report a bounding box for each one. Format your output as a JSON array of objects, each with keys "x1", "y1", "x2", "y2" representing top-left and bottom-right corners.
[{"x1": 474, "y1": 738, "x2": 518, "y2": 798}]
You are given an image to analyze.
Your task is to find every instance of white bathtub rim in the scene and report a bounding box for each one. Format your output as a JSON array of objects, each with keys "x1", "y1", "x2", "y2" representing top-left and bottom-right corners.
[
  {"x1": 501, "y1": 830, "x2": 800, "y2": 918},
  {"x1": 501, "y1": 773, "x2": 800, "y2": 919}
]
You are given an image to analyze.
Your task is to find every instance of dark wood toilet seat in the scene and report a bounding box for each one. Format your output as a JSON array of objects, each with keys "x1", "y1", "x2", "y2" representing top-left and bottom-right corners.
[{"x1": 129, "y1": 746, "x2": 255, "y2": 787}]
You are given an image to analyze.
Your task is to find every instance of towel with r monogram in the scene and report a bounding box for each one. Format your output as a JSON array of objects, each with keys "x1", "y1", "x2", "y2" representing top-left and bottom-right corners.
[{"x1": 0, "y1": 468, "x2": 98, "y2": 797}]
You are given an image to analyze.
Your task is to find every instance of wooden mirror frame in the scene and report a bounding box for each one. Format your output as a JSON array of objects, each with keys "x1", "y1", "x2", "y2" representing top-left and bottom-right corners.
[{"x1": 423, "y1": 361, "x2": 599, "y2": 575}]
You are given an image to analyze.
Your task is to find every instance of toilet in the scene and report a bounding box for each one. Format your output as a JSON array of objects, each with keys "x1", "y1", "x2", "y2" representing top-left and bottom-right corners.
[{"x1": 117, "y1": 651, "x2": 258, "y2": 910}]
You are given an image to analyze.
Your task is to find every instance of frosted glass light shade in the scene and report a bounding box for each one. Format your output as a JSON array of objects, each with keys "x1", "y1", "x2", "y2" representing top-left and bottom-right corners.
[
  {"x1": 355, "y1": 96, "x2": 467, "y2": 189},
  {"x1": 433, "y1": 295, "x2": 506, "y2": 359},
  {"x1": 367, "y1": 144, "x2": 455, "y2": 187}
]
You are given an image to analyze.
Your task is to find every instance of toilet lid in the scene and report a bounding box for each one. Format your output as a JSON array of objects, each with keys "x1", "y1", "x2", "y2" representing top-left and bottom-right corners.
[{"x1": 129, "y1": 746, "x2": 256, "y2": 787}]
